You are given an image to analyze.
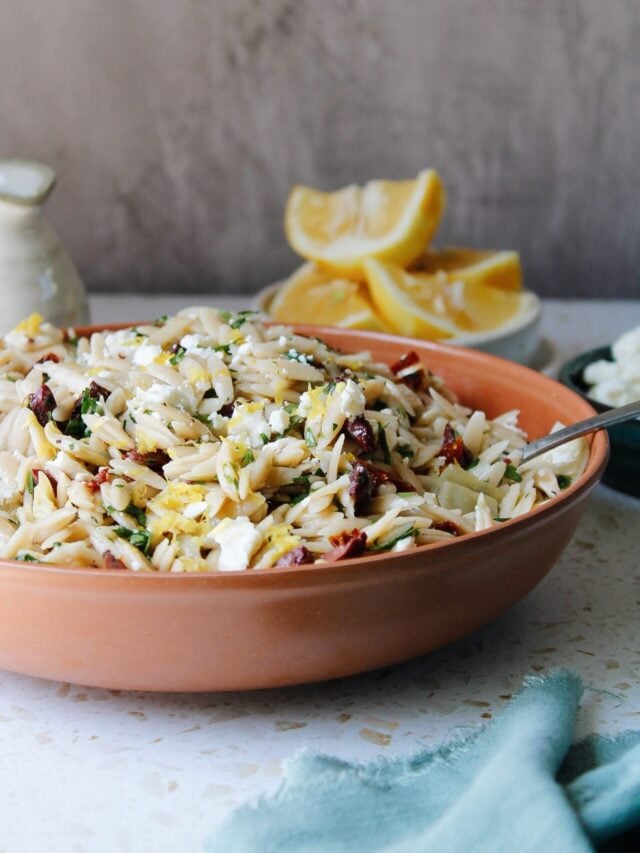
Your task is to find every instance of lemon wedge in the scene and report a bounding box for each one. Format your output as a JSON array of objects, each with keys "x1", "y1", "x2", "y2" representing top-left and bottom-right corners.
[
  {"x1": 363, "y1": 259, "x2": 526, "y2": 339},
  {"x1": 416, "y1": 247, "x2": 522, "y2": 292},
  {"x1": 270, "y1": 262, "x2": 385, "y2": 331},
  {"x1": 284, "y1": 170, "x2": 445, "y2": 277}
]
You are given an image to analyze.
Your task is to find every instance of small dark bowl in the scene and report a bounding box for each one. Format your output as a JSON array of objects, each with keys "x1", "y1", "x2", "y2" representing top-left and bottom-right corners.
[{"x1": 559, "y1": 346, "x2": 640, "y2": 497}]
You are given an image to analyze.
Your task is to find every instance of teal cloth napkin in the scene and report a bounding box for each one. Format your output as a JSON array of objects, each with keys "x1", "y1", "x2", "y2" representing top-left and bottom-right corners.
[{"x1": 208, "y1": 670, "x2": 640, "y2": 852}]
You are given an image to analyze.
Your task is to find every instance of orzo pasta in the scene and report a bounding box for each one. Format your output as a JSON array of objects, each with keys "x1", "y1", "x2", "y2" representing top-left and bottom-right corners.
[{"x1": 0, "y1": 309, "x2": 588, "y2": 571}]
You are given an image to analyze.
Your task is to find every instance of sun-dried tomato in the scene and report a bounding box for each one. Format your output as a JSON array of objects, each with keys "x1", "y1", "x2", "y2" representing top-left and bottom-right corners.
[
  {"x1": 343, "y1": 416, "x2": 377, "y2": 454},
  {"x1": 432, "y1": 520, "x2": 461, "y2": 536},
  {"x1": 89, "y1": 381, "x2": 110, "y2": 399},
  {"x1": 103, "y1": 550, "x2": 127, "y2": 570},
  {"x1": 275, "y1": 546, "x2": 314, "y2": 567},
  {"x1": 438, "y1": 423, "x2": 476, "y2": 469},
  {"x1": 28, "y1": 384, "x2": 57, "y2": 427},
  {"x1": 364, "y1": 462, "x2": 414, "y2": 494},
  {"x1": 87, "y1": 467, "x2": 111, "y2": 493},
  {"x1": 123, "y1": 448, "x2": 170, "y2": 473},
  {"x1": 219, "y1": 403, "x2": 234, "y2": 418},
  {"x1": 35, "y1": 352, "x2": 61, "y2": 365},
  {"x1": 390, "y1": 351, "x2": 428, "y2": 392},
  {"x1": 349, "y1": 461, "x2": 373, "y2": 515},
  {"x1": 324, "y1": 529, "x2": 367, "y2": 562}
]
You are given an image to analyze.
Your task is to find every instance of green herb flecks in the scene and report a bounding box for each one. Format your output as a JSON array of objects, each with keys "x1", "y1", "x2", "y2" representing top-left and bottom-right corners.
[
  {"x1": 240, "y1": 449, "x2": 255, "y2": 467},
  {"x1": 125, "y1": 503, "x2": 147, "y2": 526},
  {"x1": 114, "y1": 526, "x2": 151, "y2": 555},
  {"x1": 192, "y1": 413, "x2": 212, "y2": 426},
  {"x1": 369, "y1": 526, "x2": 419, "y2": 553},
  {"x1": 397, "y1": 443, "x2": 414, "y2": 458},
  {"x1": 230, "y1": 310, "x2": 257, "y2": 330},
  {"x1": 64, "y1": 387, "x2": 103, "y2": 439},
  {"x1": 557, "y1": 474, "x2": 572, "y2": 490},
  {"x1": 169, "y1": 346, "x2": 186, "y2": 365},
  {"x1": 504, "y1": 464, "x2": 522, "y2": 483}
]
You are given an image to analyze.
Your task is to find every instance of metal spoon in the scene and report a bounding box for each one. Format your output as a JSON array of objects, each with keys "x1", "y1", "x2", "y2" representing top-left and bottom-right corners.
[{"x1": 520, "y1": 399, "x2": 640, "y2": 464}]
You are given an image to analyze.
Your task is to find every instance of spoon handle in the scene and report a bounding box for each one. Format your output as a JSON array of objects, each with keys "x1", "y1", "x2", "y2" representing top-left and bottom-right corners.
[{"x1": 520, "y1": 399, "x2": 640, "y2": 464}]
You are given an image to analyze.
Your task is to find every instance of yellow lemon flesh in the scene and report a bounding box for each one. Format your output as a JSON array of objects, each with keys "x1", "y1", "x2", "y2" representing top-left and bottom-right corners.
[
  {"x1": 270, "y1": 262, "x2": 385, "y2": 331},
  {"x1": 284, "y1": 170, "x2": 445, "y2": 277},
  {"x1": 416, "y1": 247, "x2": 523, "y2": 292},
  {"x1": 363, "y1": 259, "x2": 526, "y2": 339}
]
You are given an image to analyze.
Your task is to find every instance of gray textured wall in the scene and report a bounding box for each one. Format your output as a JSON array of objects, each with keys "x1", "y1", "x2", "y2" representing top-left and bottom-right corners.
[{"x1": 1, "y1": 0, "x2": 639, "y2": 298}]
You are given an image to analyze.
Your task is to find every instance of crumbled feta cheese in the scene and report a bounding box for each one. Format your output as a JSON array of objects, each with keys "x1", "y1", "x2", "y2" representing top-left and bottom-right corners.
[
  {"x1": 179, "y1": 334, "x2": 205, "y2": 352},
  {"x1": 103, "y1": 329, "x2": 142, "y2": 358},
  {"x1": 278, "y1": 336, "x2": 288, "y2": 347},
  {"x1": 612, "y1": 325, "x2": 640, "y2": 362},
  {"x1": 286, "y1": 348, "x2": 312, "y2": 364},
  {"x1": 209, "y1": 413, "x2": 229, "y2": 431},
  {"x1": 133, "y1": 344, "x2": 162, "y2": 366},
  {"x1": 341, "y1": 379, "x2": 366, "y2": 418},
  {"x1": 130, "y1": 382, "x2": 196, "y2": 411},
  {"x1": 227, "y1": 402, "x2": 270, "y2": 447},
  {"x1": 583, "y1": 324, "x2": 640, "y2": 406},
  {"x1": 210, "y1": 517, "x2": 261, "y2": 570},
  {"x1": 297, "y1": 391, "x2": 313, "y2": 419},
  {"x1": 268, "y1": 409, "x2": 290, "y2": 435}
]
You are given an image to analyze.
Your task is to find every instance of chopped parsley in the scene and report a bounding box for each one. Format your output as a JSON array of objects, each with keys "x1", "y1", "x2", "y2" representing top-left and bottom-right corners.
[
  {"x1": 259, "y1": 432, "x2": 269, "y2": 444},
  {"x1": 557, "y1": 474, "x2": 572, "y2": 490},
  {"x1": 214, "y1": 344, "x2": 231, "y2": 357},
  {"x1": 240, "y1": 449, "x2": 255, "y2": 467},
  {"x1": 125, "y1": 503, "x2": 147, "y2": 526},
  {"x1": 304, "y1": 428, "x2": 317, "y2": 448},
  {"x1": 229, "y1": 310, "x2": 258, "y2": 330},
  {"x1": 504, "y1": 464, "x2": 522, "y2": 483},
  {"x1": 16, "y1": 553, "x2": 38, "y2": 562},
  {"x1": 64, "y1": 387, "x2": 102, "y2": 439},
  {"x1": 169, "y1": 346, "x2": 186, "y2": 365},
  {"x1": 397, "y1": 443, "x2": 414, "y2": 458},
  {"x1": 26, "y1": 472, "x2": 36, "y2": 495},
  {"x1": 114, "y1": 526, "x2": 151, "y2": 555},
  {"x1": 192, "y1": 413, "x2": 212, "y2": 426},
  {"x1": 153, "y1": 314, "x2": 168, "y2": 327},
  {"x1": 369, "y1": 526, "x2": 419, "y2": 552}
]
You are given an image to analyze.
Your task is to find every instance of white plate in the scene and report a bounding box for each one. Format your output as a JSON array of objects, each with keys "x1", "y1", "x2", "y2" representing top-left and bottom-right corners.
[{"x1": 254, "y1": 282, "x2": 542, "y2": 366}]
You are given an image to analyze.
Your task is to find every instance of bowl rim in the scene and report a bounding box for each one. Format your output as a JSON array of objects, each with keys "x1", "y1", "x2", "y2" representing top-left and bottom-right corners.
[
  {"x1": 0, "y1": 322, "x2": 608, "y2": 581},
  {"x1": 254, "y1": 281, "x2": 542, "y2": 347}
]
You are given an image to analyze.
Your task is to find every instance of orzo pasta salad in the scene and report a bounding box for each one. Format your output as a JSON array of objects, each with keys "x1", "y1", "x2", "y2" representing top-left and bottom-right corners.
[{"x1": 0, "y1": 308, "x2": 588, "y2": 571}]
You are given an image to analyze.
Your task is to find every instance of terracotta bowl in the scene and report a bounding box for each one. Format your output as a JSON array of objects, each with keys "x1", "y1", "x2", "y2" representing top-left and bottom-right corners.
[{"x1": 0, "y1": 325, "x2": 608, "y2": 692}]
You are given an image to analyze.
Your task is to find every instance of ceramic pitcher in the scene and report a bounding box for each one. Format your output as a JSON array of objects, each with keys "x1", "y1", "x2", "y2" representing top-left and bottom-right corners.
[{"x1": 0, "y1": 159, "x2": 89, "y2": 333}]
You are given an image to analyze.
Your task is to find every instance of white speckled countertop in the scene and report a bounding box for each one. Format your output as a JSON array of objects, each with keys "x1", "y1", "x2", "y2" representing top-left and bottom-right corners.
[{"x1": 1, "y1": 297, "x2": 639, "y2": 853}]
